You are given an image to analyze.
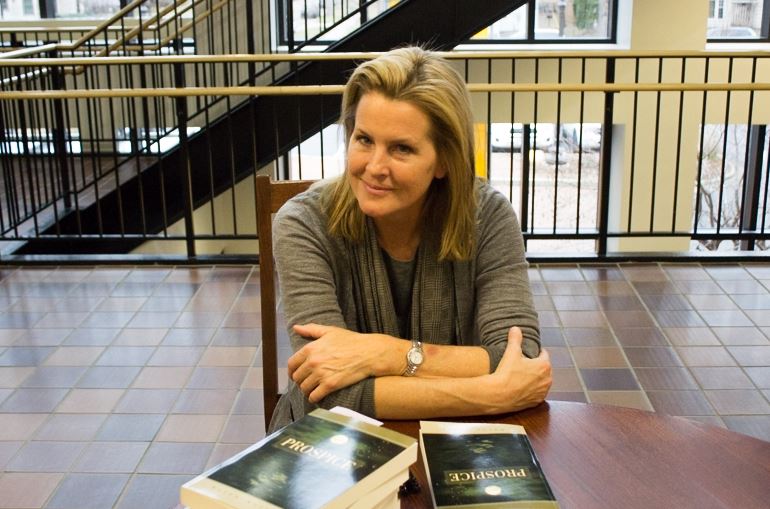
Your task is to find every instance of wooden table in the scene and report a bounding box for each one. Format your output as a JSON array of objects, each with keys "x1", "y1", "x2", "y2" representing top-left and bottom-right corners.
[{"x1": 384, "y1": 400, "x2": 770, "y2": 509}]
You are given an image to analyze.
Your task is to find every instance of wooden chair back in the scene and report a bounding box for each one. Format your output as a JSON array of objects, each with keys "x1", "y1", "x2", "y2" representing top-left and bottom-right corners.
[{"x1": 256, "y1": 175, "x2": 314, "y2": 428}]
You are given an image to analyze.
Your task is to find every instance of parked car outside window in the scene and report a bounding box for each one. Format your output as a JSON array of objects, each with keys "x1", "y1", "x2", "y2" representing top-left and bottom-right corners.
[
  {"x1": 707, "y1": 26, "x2": 758, "y2": 38},
  {"x1": 490, "y1": 123, "x2": 582, "y2": 165},
  {"x1": 559, "y1": 123, "x2": 602, "y2": 152}
]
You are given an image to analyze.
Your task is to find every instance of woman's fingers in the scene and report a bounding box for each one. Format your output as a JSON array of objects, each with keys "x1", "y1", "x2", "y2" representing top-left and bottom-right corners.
[
  {"x1": 298, "y1": 372, "x2": 320, "y2": 398},
  {"x1": 287, "y1": 349, "x2": 307, "y2": 378},
  {"x1": 293, "y1": 323, "x2": 335, "y2": 339},
  {"x1": 296, "y1": 365, "x2": 339, "y2": 403}
]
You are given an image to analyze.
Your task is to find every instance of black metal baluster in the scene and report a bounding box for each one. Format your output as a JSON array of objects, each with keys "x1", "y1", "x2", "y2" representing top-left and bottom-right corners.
[
  {"x1": 760, "y1": 131, "x2": 769, "y2": 236},
  {"x1": 50, "y1": 60, "x2": 71, "y2": 212},
  {"x1": 105, "y1": 62, "x2": 126, "y2": 237},
  {"x1": 228, "y1": 60, "x2": 238, "y2": 236},
  {"x1": 649, "y1": 57, "x2": 663, "y2": 233},
  {"x1": 201, "y1": 60, "x2": 216, "y2": 239},
  {"x1": 738, "y1": 57, "x2": 758, "y2": 249},
  {"x1": 153, "y1": 61, "x2": 170, "y2": 238},
  {"x1": 597, "y1": 57, "x2": 615, "y2": 256},
  {"x1": 693, "y1": 57, "x2": 710, "y2": 237},
  {"x1": 529, "y1": 58, "x2": 539, "y2": 235},
  {"x1": 575, "y1": 57, "x2": 585, "y2": 236},
  {"x1": 174, "y1": 60, "x2": 196, "y2": 257},
  {"x1": 715, "y1": 57, "x2": 734, "y2": 236},
  {"x1": 553, "y1": 57, "x2": 562, "y2": 235},
  {"x1": 671, "y1": 57, "x2": 687, "y2": 234},
  {"x1": 626, "y1": 57, "x2": 639, "y2": 234},
  {"x1": 0, "y1": 98, "x2": 12, "y2": 235}
]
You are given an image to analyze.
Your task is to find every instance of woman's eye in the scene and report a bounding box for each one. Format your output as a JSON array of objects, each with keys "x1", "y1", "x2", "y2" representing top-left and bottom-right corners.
[
  {"x1": 394, "y1": 144, "x2": 413, "y2": 154},
  {"x1": 355, "y1": 135, "x2": 371, "y2": 145}
]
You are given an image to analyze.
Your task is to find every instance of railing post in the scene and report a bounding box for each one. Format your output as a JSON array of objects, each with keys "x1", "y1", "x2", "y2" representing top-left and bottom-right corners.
[
  {"x1": 49, "y1": 57, "x2": 72, "y2": 209},
  {"x1": 136, "y1": 16, "x2": 152, "y2": 152},
  {"x1": 597, "y1": 57, "x2": 616, "y2": 257},
  {"x1": 246, "y1": 0, "x2": 256, "y2": 82},
  {"x1": 0, "y1": 99, "x2": 17, "y2": 232},
  {"x1": 741, "y1": 125, "x2": 766, "y2": 251},
  {"x1": 14, "y1": 63, "x2": 38, "y2": 232},
  {"x1": 520, "y1": 124, "x2": 531, "y2": 235},
  {"x1": 174, "y1": 58, "x2": 197, "y2": 259},
  {"x1": 360, "y1": 0, "x2": 369, "y2": 25}
]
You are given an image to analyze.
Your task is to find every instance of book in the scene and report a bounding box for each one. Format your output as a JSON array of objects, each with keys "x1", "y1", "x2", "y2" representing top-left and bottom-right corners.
[
  {"x1": 347, "y1": 469, "x2": 408, "y2": 509},
  {"x1": 420, "y1": 421, "x2": 559, "y2": 508},
  {"x1": 181, "y1": 408, "x2": 417, "y2": 509}
]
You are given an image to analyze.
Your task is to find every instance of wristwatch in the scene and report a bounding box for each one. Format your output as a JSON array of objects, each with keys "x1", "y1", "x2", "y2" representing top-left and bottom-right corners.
[{"x1": 404, "y1": 340, "x2": 424, "y2": 376}]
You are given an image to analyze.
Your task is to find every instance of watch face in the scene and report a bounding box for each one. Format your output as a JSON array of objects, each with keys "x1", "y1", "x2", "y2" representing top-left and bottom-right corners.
[{"x1": 408, "y1": 348, "x2": 424, "y2": 365}]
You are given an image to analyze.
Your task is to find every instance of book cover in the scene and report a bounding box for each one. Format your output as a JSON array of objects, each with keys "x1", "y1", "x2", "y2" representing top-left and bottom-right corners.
[
  {"x1": 420, "y1": 421, "x2": 559, "y2": 509},
  {"x1": 181, "y1": 408, "x2": 417, "y2": 509}
]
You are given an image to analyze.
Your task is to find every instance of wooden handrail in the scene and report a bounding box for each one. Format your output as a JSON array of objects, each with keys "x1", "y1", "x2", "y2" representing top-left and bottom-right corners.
[
  {"x1": 0, "y1": 0, "x2": 223, "y2": 86},
  {"x1": 1, "y1": 81, "x2": 768, "y2": 100},
  {"x1": 101, "y1": 0, "x2": 198, "y2": 56},
  {"x1": 2, "y1": 49, "x2": 769, "y2": 66},
  {"x1": 0, "y1": 25, "x2": 138, "y2": 34},
  {"x1": 122, "y1": 0, "x2": 230, "y2": 54},
  {"x1": 69, "y1": 0, "x2": 148, "y2": 50}
]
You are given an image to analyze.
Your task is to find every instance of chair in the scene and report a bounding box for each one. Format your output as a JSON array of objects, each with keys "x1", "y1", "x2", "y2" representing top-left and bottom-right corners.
[{"x1": 255, "y1": 175, "x2": 314, "y2": 428}]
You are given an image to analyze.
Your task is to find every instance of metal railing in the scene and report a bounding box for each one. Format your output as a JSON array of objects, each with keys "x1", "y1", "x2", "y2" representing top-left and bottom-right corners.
[
  {"x1": 0, "y1": 50, "x2": 769, "y2": 261},
  {"x1": 0, "y1": 0, "x2": 260, "y2": 57},
  {"x1": 0, "y1": 0, "x2": 405, "y2": 262}
]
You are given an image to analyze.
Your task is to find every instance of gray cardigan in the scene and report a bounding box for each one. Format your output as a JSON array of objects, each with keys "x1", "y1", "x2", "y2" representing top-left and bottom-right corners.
[{"x1": 268, "y1": 178, "x2": 540, "y2": 431}]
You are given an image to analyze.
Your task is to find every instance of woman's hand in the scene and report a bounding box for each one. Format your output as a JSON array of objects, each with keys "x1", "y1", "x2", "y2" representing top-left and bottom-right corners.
[
  {"x1": 483, "y1": 326, "x2": 552, "y2": 414},
  {"x1": 288, "y1": 323, "x2": 402, "y2": 404}
]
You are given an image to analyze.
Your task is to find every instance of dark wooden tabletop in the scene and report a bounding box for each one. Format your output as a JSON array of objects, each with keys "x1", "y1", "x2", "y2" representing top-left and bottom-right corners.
[{"x1": 384, "y1": 400, "x2": 770, "y2": 509}]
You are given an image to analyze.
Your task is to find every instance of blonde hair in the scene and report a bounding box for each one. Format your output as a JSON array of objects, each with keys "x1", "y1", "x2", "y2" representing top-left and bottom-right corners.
[{"x1": 323, "y1": 46, "x2": 477, "y2": 261}]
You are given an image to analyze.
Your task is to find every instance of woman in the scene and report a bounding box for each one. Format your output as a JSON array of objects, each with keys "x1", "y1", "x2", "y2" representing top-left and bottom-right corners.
[{"x1": 269, "y1": 47, "x2": 551, "y2": 431}]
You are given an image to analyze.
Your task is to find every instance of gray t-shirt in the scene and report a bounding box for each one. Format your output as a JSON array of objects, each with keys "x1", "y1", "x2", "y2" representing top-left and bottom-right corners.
[{"x1": 381, "y1": 250, "x2": 416, "y2": 338}]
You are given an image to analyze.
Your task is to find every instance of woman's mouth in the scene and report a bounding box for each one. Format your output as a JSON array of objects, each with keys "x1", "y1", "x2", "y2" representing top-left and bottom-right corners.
[{"x1": 362, "y1": 180, "x2": 392, "y2": 195}]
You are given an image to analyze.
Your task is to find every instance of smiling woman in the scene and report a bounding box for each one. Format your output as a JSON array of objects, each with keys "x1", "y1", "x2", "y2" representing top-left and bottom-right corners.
[{"x1": 268, "y1": 46, "x2": 551, "y2": 432}]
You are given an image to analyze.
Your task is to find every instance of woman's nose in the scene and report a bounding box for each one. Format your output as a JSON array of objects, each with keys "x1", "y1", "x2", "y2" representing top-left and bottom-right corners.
[{"x1": 365, "y1": 146, "x2": 389, "y2": 175}]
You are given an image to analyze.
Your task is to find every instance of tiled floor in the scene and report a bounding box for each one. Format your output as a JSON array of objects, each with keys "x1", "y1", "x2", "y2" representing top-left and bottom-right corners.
[{"x1": 0, "y1": 262, "x2": 768, "y2": 508}]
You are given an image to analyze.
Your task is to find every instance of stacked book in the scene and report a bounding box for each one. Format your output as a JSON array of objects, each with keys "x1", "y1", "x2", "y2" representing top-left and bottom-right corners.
[
  {"x1": 420, "y1": 420, "x2": 559, "y2": 508},
  {"x1": 181, "y1": 408, "x2": 417, "y2": 509}
]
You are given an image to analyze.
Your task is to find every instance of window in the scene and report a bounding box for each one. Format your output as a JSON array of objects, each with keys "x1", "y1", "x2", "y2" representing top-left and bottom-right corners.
[
  {"x1": 471, "y1": 0, "x2": 617, "y2": 43},
  {"x1": 54, "y1": 0, "x2": 122, "y2": 19},
  {"x1": 0, "y1": 0, "x2": 177, "y2": 20},
  {"x1": 277, "y1": 0, "x2": 395, "y2": 49},
  {"x1": 707, "y1": 0, "x2": 770, "y2": 41}
]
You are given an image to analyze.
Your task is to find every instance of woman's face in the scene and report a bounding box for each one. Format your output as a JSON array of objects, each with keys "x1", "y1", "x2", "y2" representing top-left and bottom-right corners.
[{"x1": 347, "y1": 91, "x2": 446, "y2": 228}]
